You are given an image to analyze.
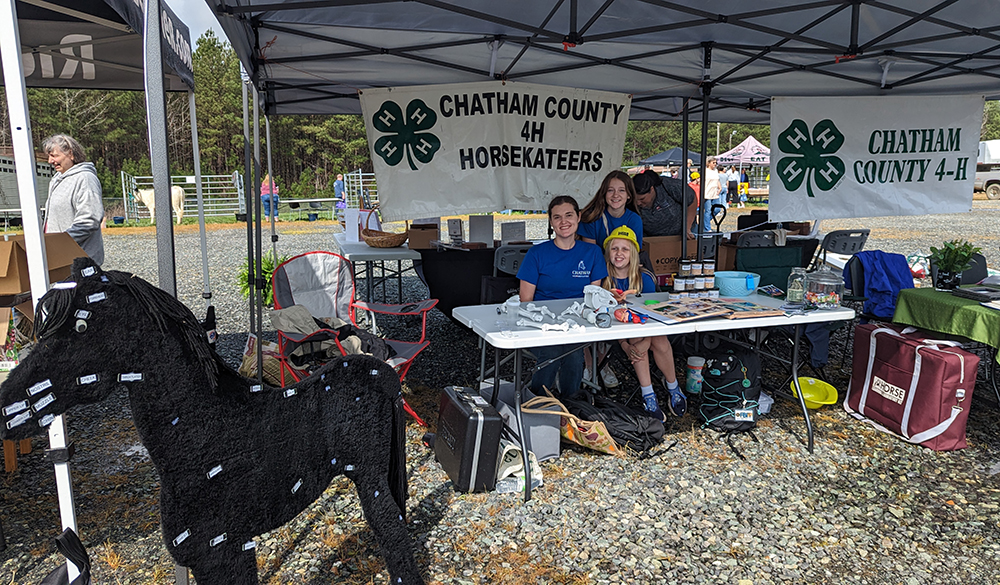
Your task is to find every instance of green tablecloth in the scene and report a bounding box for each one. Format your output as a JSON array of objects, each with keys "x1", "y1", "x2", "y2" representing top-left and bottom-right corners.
[{"x1": 893, "y1": 288, "x2": 1000, "y2": 363}]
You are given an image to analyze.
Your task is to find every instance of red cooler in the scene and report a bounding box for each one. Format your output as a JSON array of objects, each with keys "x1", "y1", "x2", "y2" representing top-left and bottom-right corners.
[{"x1": 846, "y1": 324, "x2": 978, "y2": 451}]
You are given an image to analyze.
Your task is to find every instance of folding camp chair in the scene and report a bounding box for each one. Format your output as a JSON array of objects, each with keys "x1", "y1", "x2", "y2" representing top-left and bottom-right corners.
[
  {"x1": 479, "y1": 244, "x2": 532, "y2": 382},
  {"x1": 808, "y1": 229, "x2": 870, "y2": 271},
  {"x1": 271, "y1": 251, "x2": 437, "y2": 422}
]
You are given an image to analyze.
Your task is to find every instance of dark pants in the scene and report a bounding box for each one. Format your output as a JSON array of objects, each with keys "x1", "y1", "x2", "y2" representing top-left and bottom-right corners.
[{"x1": 530, "y1": 344, "x2": 585, "y2": 399}]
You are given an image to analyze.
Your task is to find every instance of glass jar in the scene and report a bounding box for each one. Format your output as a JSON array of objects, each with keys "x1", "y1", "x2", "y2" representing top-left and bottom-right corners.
[
  {"x1": 678, "y1": 261, "x2": 692, "y2": 277},
  {"x1": 804, "y1": 267, "x2": 844, "y2": 310},
  {"x1": 786, "y1": 267, "x2": 807, "y2": 305}
]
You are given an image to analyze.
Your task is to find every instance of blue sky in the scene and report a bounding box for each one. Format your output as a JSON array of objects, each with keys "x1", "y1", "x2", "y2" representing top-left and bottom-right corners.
[{"x1": 170, "y1": 0, "x2": 220, "y2": 44}]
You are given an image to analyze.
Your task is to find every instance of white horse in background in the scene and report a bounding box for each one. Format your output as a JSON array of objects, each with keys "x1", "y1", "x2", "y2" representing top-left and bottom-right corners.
[{"x1": 135, "y1": 186, "x2": 186, "y2": 225}]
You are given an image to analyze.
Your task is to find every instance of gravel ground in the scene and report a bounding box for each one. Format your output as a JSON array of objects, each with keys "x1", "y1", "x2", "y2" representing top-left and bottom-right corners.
[{"x1": 2, "y1": 202, "x2": 1000, "y2": 584}]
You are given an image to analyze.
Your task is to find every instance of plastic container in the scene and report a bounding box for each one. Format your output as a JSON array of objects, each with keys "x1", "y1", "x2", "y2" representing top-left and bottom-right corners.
[
  {"x1": 678, "y1": 261, "x2": 692, "y2": 277},
  {"x1": 790, "y1": 377, "x2": 838, "y2": 409},
  {"x1": 786, "y1": 267, "x2": 807, "y2": 305},
  {"x1": 686, "y1": 356, "x2": 705, "y2": 394},
  {"x1": 804, "y1": 267, "x2": 844, "y2": 309},
  {"x1": 707, "y1": 288, "x2": 720, "y2": 298},
  {"x1": 715, "y1": 271, "x2": 761, "y2": 297},
  {"x1": 694, "y1": 277, "x2": 705, "y2": 290},
  {"x1": 691, "y1": 262, "x2": 703, "y2": 276},
  {"x1": 703, "y1": 261, "x2": 715, "y2": 275},
  {"x1": 704, "y1": 274, "x2": 715, "y2": 289}
]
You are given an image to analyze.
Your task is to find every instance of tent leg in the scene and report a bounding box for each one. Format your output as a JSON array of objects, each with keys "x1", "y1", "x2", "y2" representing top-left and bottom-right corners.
[
  {"x1": 253, "y1": 86, "x2": 264, "y2": 386},
  {"x1": 189, "y1": 91, "x2": 211, "y2": 310},
  {"x1": 1, "y1": 3, "x2": 80, "y2": 581},
  {"x1": 144, "y1": 0, "x2": 177, "y2": 297}
]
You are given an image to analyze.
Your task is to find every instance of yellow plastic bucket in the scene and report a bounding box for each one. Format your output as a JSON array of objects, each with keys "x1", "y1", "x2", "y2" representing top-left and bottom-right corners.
[{"x1": 790, "y1": 377, "x2": 838, "y2": 409}]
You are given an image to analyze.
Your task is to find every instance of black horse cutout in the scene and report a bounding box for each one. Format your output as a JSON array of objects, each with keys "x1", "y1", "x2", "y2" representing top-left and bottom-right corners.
[{"x1": 0, "y1": 258, "x2": 424, "y2": 584}]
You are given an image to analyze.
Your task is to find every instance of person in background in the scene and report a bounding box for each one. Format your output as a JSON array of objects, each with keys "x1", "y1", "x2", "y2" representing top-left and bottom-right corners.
[
  {"x1": 740, "y1": 168, "x2": 751, "y2": 205},
  {"x1": 632, "y1": 169, "x2": 696, "y2": 240},
  {"x1": 702, "y1": 156, "x2": 722, "y2": 230},
  {"x1": 42, "y1": 134, "x2": 104, "y2": 265},
  {"x1": 601, "y1": 226, "x2": 685, "y2": 420},
  {"x1": 333, "y1": 173, "x2": 347, "y2": 220},
  {"x1": 517, "y1": 196, "x2": 608, "y2": 399},
  {"x1": 578, "y1": 170, "x2": 643, "y2": 251},
  {"x1": 727, "y1": 165, "x2": 741, "y2": 208},
  {"x1": 261, "y1": 174, "x2": 280, "y2": 221}
]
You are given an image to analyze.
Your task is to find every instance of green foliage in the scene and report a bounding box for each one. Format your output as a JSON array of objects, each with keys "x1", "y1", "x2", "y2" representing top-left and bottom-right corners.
[
  {"x1": 237, "y1": 250, "x2": 291, "y2": 306},
  {"x1": 982, "y1": 101, "x2": 1000, "y2": 140},
  {"x1": 623, "y1": 121, "x2": 772, "y2": 166},
  {"x1": 928, "y1": 239, "x2": 982, "y2": 273}
]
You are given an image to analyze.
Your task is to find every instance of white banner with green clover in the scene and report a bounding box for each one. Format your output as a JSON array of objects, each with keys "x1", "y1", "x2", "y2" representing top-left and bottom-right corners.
[
  {"x1": 359, "y1": 81, "x2": 631, "y2": 222},
  {"x1": 769, "y1": 95, "x2": 984, "y2": 221}
]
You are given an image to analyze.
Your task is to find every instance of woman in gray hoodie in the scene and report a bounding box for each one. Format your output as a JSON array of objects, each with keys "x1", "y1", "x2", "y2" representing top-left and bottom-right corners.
[{"x1": 42, "y1": 134, "x2": 104, "y2": 265}]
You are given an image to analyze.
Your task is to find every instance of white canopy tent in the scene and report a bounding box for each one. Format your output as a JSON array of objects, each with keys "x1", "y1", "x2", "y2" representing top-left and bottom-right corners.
[{"x1": 717, "y1": 135, "x2": 770, "y2": 167}]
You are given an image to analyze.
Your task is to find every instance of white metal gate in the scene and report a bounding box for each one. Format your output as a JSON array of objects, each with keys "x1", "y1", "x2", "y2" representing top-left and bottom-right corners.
[{"x1": 120, "y1": 171, "x2": 245, "y2": 221}]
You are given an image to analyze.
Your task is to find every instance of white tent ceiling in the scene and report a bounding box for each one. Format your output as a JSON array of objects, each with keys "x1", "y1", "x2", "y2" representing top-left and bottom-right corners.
[{"x1": 205, "y1": 0, "x2": 1000, "y2": 121}]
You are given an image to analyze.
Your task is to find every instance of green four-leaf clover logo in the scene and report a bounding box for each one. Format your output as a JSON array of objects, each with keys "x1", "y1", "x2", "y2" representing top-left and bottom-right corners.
[
  {"x1": 372, "y1": 99, "x2": 441, "y2": 171},
  {"x1": 776, "y1": 119, "x2": 846, "y2": 197}
]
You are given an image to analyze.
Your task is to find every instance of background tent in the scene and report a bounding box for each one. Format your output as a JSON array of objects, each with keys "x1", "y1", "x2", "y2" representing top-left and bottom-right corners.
[
  {"x1": 638, "y1": 147, "x2": 702, "y2": 167},
  {"x1": 717, "y1": 136, "x2": 770, "y2": 167}
]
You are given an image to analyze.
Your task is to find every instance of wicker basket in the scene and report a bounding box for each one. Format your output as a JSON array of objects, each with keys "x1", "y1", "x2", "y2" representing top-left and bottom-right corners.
[{"x1": 362, "y1": 206, "x2": 409, "y2": 248}]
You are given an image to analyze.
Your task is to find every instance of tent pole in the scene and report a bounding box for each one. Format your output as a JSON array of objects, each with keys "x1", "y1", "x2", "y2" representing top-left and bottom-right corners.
[
  {"x1": 241, "y1": 72, "x2": 257, "y2": 338},
  {"x1": 681, "y1": 104, "x2": 690, "y2": 259},
  {"x1": 2, "y1": 0, "x2": 79, "y2": 579},
  {"x1": 253, "y1": 86, "x2": 264, "y2": 386},
  {"x1": 265, "y1": 115, "x2": 277, "y2": 261},
  {"x1": 189, "y1": 91, "x2": 211, "y2": 310},
  {"x1": 143, "y1": 0, "x2": 177, "y2": 297}
]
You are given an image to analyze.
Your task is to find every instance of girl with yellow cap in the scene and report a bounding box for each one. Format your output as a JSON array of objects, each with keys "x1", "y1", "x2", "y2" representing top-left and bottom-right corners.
[{"x1": 601, "y1": 226, "x2": 686, "y2": 420}]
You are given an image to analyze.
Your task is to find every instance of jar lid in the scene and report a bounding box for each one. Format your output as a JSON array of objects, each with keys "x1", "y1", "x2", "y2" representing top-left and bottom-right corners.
[{"x1": 806, "y1": 267, "x2": 843, "y2": 285}]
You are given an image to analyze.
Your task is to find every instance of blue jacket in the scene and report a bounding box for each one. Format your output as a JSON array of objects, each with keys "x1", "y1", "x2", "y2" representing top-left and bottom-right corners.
[{"x1": 843, "y1": 250, "x2": 914, "y2": 319}]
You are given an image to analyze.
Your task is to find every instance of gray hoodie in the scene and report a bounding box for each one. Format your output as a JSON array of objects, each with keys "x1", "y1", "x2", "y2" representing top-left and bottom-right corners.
[{"x1": 44, "y1": 161, "x2": 104, "y2": 265}]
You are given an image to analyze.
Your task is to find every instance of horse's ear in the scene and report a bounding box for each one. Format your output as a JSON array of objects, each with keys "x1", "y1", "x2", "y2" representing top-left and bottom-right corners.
[{"x1": 70, "y1": 257, "x2": 103, "y2": 280}]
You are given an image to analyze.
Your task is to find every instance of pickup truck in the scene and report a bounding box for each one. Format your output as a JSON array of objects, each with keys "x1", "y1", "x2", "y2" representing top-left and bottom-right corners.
[{"x1": 974, "y1": 164, "x2": 1000, "y2": 199}]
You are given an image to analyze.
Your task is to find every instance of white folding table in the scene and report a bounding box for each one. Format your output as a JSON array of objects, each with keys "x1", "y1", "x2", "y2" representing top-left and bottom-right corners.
[
  {"x1": 333, "y1": 232, "x2": 423, "y2": 303},
  {"x1": 453, "y1": 294, "x2": 854, "y2": 501}
]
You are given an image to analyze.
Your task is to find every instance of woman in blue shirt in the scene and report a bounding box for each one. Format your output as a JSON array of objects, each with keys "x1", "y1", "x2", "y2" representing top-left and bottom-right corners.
[
  {"x1": 578, "y1": 170, "x2": 643, "y2": 251},
  {"x1": 601, "y1": 226, "x2": 686, "y2": 420},
  {"x1": 517, "y1": 196, "x2": 607, "y2": 399}
]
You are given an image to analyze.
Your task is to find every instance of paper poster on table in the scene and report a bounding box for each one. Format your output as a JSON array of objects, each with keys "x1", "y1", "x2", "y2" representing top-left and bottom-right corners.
[
  {"x1": 359, "y1": 81, "x2": 631, "y2": 222},
  {"x1": 768, "y1": 95, "x2": 983, "y2": 222}
]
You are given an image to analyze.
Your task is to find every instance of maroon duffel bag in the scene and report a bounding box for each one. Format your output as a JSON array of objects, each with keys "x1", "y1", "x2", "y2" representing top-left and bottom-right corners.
[{"x1": 845, "y1": 324, "x2": 978, "y2": 451}]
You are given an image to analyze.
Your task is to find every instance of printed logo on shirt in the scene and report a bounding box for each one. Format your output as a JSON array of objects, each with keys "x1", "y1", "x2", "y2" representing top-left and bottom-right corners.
[{"x1": 572, "y1": 260, "x2": 590, "y2": 279}]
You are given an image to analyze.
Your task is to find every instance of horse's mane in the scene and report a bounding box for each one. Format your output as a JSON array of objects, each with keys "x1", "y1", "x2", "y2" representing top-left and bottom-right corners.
[{"x1": 36, "y1": 268, "x2": 221, "y2": 389}]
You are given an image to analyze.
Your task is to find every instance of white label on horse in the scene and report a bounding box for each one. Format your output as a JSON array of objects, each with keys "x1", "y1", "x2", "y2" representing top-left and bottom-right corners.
[
  {"x1": 87, "y1": 292, "x2": 106, "y2": 303},
  {"x1": 172, "y1": 530, "x2": 191, "y2": 547},
  {"x1": 6, "y1": 411, "x2": 31, "y2": 429},
  {"x1": 210, "y1": 533, "x2": 227, "y2": 547},
  {"x1": 207, "y1": 464, "x2": 223, "y2": 479},
  {"x1": 82, "y1": 267, "x2": 96, "y2": 277},
  {"x1": 242, "y1": 541, "x2": 256, "y2": 551},
  {"x1": 31, "y1": 393, "x2": 55, "y2": 412},
  {"x1": 40, "y1": 414, "x2": 55, "y2": 427},
  {"x1": 284, "y1": 388, "x2": 297, "y2": 398},
  {"x1": 74, "y1": 310, "x2": 91, "y2": 319},
  {"x1": 250, "y1": 385, "x2": 263, "y2": 393},
  {"x1": 119, "y1": 373, "x2": 143, "y2": 382},
  {"x1": 291, "y1": 479, "x2": 303, "y2": 493},
  {"x1": 27, "y1": 379, "x2": 52, "y2": 396},
  {"x1": 206, "y1": 329, "x2": 217, "y2": 343},
  {"x1": 3, "y1": 400, "x2": 28, "y2": 416},
  {"x1": 78, "y1": 374, "x2": 99, "y2": 385}
]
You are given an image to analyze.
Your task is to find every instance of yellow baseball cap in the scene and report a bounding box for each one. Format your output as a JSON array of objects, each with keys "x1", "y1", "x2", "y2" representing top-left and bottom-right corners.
[{"x1": 603, "y1": 226, "x2": 640, "y2": 251}]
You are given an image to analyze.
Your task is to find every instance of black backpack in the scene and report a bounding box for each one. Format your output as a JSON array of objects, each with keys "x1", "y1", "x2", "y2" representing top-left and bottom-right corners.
[
  {"x1": 698, "y1": 348, "x2": 761, "y2": 457},
  {"x1": 563, "y1": 395, "x2": 665, "y2": 453}
]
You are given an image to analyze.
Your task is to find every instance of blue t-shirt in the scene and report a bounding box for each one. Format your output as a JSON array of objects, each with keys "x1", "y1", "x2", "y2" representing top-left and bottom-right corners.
[
  {"x1": 610, "y1": 272, "x2": 656, "y2": 295},
  {"x1": 517, "y1": 240, "x2": 608, "y2": 301},
  {"x1": 577, "y1": 209, "x2": 644, "y2": 251}
]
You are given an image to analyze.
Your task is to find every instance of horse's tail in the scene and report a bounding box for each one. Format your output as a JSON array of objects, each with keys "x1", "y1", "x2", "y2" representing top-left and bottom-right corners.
[{"x1": 389, "y1": 395, "x2": 408, "y2": 521}]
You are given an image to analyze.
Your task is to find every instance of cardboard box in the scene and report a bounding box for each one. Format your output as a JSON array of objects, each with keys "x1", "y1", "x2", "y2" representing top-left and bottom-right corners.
[
  {"x1": 645, "y1": 235, "x2": 698, "y2": 275},
  {"x1": 716, "y1": 243, "x2": 738, "y2": 272},
  {"x1": 407, "y1": 223, "x2": 440, "y2": 249},
  {"x1": 468, "y1": 215, "x2": 493, "y2": 245},
  {"x1": 0, "y1": 232, "x2": 85, "y2": 297}
]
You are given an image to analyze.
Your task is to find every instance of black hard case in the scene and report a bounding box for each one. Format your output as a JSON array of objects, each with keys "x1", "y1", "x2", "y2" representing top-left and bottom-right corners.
[{"x1": 435, "y1": 386, "x2": 503, "y2": 493}]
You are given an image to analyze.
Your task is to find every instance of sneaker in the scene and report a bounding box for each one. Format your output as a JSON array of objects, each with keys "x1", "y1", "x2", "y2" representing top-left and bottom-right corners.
[
  {"x1": 642, "y1": 392, "x2": 667, "y2": 423},
  {"x1": 600, "y1": 367, "x2": 620, "y2": 388},
  {"x1": 666, "y1": 386, "x2": 687, "y2": 418}
]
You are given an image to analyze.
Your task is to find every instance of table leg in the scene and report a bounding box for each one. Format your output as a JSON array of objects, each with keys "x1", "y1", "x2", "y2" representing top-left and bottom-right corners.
[
  {"x1": 364, "y1": 260, "x2": 374, "y2": 303},
  {"x1": 790, "y1": 323, "x2": 814, "y2": 453},
  {"x1": 397, "y1": 260, "x2": 403, "y2": 302},
  {"x1": 513, "y1": 348, "x2": 532, "y2": 503}
]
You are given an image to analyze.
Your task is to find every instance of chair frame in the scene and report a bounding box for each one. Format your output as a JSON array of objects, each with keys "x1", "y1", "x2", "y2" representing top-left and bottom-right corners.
[
  {"x1": 271, "y1": 251, "x2": 438, "y2": 396},
  {"x1": 808, "y1": 229, "x2": 870, "y2": 271}
]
